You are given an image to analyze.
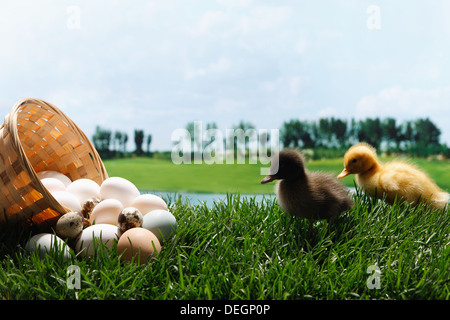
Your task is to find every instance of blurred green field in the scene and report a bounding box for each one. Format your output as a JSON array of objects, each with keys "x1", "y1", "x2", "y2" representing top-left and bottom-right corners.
[
  {"x1": 103, "y1": 157, "x2": 450, "y2": 194},
  {"x1": 104, "y1": 157, "x2": 274, "y2": 194}
]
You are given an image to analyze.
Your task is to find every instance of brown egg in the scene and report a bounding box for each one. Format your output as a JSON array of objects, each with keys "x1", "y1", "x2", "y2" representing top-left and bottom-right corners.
[{"x1": 117, "y1": 227, "x2": 161, "y2": 265}]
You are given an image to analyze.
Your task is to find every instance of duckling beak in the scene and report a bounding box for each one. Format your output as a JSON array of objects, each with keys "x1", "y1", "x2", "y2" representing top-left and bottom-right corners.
[
  {"x1": 337, "y1": 168, "x2": 350, "y2": 179},
  {"x1": 261, "y1": 175, "x2": 276, "y2": 184}
]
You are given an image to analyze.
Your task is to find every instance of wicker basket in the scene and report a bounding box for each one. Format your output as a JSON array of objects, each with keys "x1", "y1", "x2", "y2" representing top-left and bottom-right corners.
[{"x1": 0, "y1": 98, "x2": 108, "y2": 231}]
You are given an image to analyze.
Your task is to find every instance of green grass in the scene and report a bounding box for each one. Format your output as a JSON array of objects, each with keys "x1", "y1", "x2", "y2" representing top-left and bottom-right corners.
[
  {"x1": 103, "y1": 157, "x2": 276, "y2": 194},
  {"x1": 1, "y1": 156, "x2": 448, "y2": 301},
  {"x1": 1, "y1": 191, "x2": 449, "y2": 300},
  {"x1": 103, "y1": 156, "x2": 450, "y2": 193}
]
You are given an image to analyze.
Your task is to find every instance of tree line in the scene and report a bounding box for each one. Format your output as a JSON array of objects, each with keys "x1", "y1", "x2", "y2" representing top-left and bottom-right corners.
[
  {"x1": 92, "y1": 117, "x2": 449, "y2": 160},
  {"x1": 280, "y1": 117, "x2": 447, "y2": 157},
  {"x1": 92, "y1": 126, "x2": 152, "y2": 159}
]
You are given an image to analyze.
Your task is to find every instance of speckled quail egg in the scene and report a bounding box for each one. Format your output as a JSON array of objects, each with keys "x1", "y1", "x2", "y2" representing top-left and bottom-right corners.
[
  {"x1": 55, "y1": 211, "x2": 84, "y2": 239},
  {"x1": 81, "y1": 197, "x2": 100, "y2": 224},
  {"x1": 117, "y1": 207, "x2": 143, "y2": 232}
]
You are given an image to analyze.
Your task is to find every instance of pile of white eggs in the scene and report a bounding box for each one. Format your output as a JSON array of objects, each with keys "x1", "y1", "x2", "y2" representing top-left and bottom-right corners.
[{"x1": 25, "y1": 170, "x2": 177, "y2": 265}]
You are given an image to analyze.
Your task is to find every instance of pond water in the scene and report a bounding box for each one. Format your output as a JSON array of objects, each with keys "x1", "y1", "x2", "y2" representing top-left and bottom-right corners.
[
  {"x1": 141, "y1": 190, "x2": 275, "y2": 207},
  {"x1": 141, "y1": 188, "x2": 356, "y2": 207}
]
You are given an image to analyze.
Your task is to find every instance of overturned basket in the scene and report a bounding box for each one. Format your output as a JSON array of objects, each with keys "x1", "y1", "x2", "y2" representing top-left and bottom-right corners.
[{"x1": 0, "y1": 98, "x2": 108, "y2": 231}]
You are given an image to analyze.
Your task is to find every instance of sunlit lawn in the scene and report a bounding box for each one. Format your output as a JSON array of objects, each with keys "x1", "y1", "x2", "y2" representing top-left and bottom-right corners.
[
  {"x1": 103, "y1": 156, "x2": 450, "y2": 193},
  {"x1": 1, "y1": 155, "x2": 448, "y2": 301},
  {"x1": 1, "y1": 191, "x2": 449, "y2": 300}
]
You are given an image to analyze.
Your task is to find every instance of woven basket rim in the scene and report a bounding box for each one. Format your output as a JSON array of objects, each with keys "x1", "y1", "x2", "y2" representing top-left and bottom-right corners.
[{"x1": 2, "y1": 97, "x2": 108, "y2": 219}]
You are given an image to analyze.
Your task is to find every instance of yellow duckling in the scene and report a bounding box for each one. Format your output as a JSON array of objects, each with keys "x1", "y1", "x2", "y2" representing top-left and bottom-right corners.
[{"x1": 338, "y1": 142, "x2": 449, "y2": 210}]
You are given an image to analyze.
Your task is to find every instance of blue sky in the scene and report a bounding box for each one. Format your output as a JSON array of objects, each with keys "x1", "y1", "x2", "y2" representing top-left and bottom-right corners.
[{"x1": 1, "y1": 0, "x2": 449, "y2": 151}]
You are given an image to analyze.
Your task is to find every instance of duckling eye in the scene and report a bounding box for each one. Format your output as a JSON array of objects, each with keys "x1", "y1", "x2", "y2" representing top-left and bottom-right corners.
[{"x1": 351, "y1": 158, "x2": 357, "y2": 163}]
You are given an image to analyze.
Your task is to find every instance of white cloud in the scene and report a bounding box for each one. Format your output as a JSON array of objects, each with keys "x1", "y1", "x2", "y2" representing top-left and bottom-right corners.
[
  {"x1": 187, "y1": 10, "x2": 229, "y2": 37},
  {"x1": 184, "y1": 57, "x2": 232, "y2": 79},
  {"x1": 239, "y1": 6, "x2": 290, "y2": 33},
  {"x1": 356, "y1": 86, "x2": 450, "y2": 143},
  {"x1": 317, "y1": 107, "x2": 337, "y2": 119},
  {"x1": 295, "y1": 38, "x2": 307, "y2": 54},
  {"x1": 213, "y1": 98, "x2": 246, "y2": 113},
  {"x1": 356, "y1": 86, "x2": 449, "y2": 117},
  {"x1": 289, "y1": 76, "x2": 309, "y2": 95},
  {"x1": 1, "y1": 1, "x2": 450, "y2": 151},
  {"x1": 217, "y1": 0, "x2": 253, "y2": 7}
]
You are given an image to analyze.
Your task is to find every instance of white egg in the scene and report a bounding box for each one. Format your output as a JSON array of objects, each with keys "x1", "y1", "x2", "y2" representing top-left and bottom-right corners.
[
  {"x1": 130, "y1": 194, "x2": 168, "y2": 216},
  {"x1": 89, "y1": 198, "x2": 123, "y2": 225},
  {"x1": 40, "y1": 178, "x2": 66, "y2": 193},
  {"x1": 100, "y1": 177, "x2": 140, "y2": 207},
  {"x1": 36, "y1": 170, "x2": 72, "y2": 188},
  {"x1": 51, "y1": 191, "x2": 82, "y2": 212},
  {"x1": 25, "y1": 233, "x2": 71, "y2": 260},
  {"x1": 75, "y1": 224, "x2": 119, "y2": 257},
  {"x1": 66, "y1": 179, "x2": 101, "y2": 205},
  {"x1": 142, "y1": 209, "x2": 177, "y2": 242}
]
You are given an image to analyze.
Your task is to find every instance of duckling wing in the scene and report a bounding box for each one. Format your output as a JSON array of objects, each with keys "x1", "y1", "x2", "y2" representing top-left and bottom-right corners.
[
  {"x1": 308, "y1": 172, "x2": 353, "y2": 216},
  {"x1": 378, "y1": 170, "x2": 401, "y2": 192},
  {"x1": 378, "y1": 162, "x2": 438, "y2": 203}
]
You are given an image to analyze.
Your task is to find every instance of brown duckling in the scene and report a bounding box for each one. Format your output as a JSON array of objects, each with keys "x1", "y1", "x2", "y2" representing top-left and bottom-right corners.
[{"x1": 261, "y1": 149, "x2": 353, "y2": 229}]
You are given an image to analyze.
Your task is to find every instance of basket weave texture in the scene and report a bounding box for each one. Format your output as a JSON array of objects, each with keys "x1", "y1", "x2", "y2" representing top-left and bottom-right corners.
[{"x1": 0, "y1": 98, "x2": 108, "y2": 229}]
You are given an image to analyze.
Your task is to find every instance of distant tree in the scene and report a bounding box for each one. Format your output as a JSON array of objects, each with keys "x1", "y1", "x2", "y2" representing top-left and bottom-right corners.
[
  {"x1": 122, "y1": 133, "x2": 128, "y2": 153},
  {"x1": 114, "y1": 131, "x2": 122, "y2": 152},
  {"x1": 204, "y1": 122, "x2": 218, "y2": 151},
  {"x1": 280, "y1": 119, "x2": 317, "y2": 149},
  {"x1": 310, "y1": 122, "x2": 321, "y2": 147},
  {"x1": 318, "y1": 118, "x2": 332, "y2": 147},
  {"x1": 404, "y1": 121, "x2": 413, "y2": 144},
  {"x1": 413, "y1": 118, "x2": 441, "y2": 146},
  {"x1": 358, "y1": 118, "x2": 382, "y2": 149},
  {"x1": 92, "y1": 126, "x2": 112, "y2": 158},
  {"x1": 229, "y1": 120, "x2": 256, "y2": 153},
  {"x1": 92, "y1": 126, "x2": 111, "y2": 151},
  {"x1": 396, "y1": 121, "x2": 414, "y2": 151},
  {"x1": 186, "y1": 121, "x2": 202, "y2": 153},
  {"x1": 395, "y1": 122, "x2": 406, "y2": 151},
  {"x1": 134, "y1": 129, "x2": 144, "y2": 155},
  {"x1": 280, "y1": 119, "x2": 302, "y2": 148},
  {"x1": 382, "y1": 118, "x2": 398, "y2": 152},
  {"x1": 146, "y1": 134, "x2": 152, "y2": 154},
  {"x1": 347, "y1": 118, "x2": 359, "y2": 147},
  {"x1": 331, "y1": 118, "x2": 347, "y2": 147},
  {"x1": 411, "y1": 118, "x2": 442, "y2": 156},
  {"x1": 299, "y1": 121, "x2": 315, "y2": 148}
]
